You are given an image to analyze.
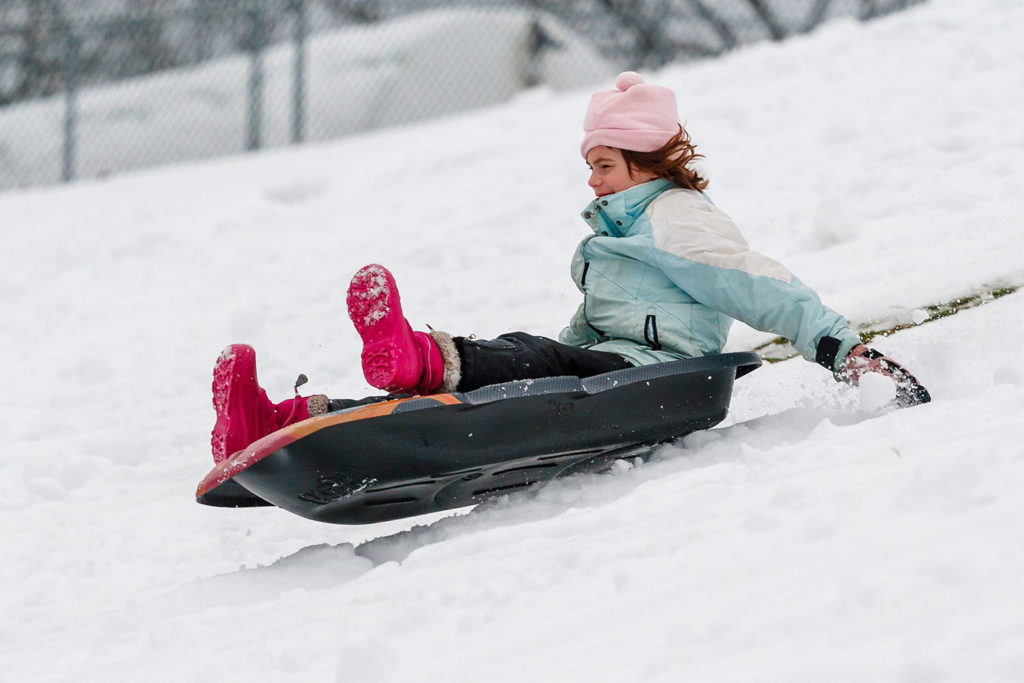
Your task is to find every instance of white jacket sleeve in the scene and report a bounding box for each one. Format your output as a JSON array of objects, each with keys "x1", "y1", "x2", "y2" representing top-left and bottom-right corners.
[{"x1": 649, "y1": 192, "x2": 860, "y2": 370}]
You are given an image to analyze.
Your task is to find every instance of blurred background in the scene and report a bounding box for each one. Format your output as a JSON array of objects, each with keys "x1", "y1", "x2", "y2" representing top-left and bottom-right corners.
[{"x1": 0, "y1": 0, "x2": 922, "y2": 194}]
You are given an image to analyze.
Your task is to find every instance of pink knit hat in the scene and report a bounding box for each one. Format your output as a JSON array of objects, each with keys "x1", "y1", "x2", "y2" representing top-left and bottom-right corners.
[{"x1": 581, "y1": 71, "x2": 681, "y2": 158}]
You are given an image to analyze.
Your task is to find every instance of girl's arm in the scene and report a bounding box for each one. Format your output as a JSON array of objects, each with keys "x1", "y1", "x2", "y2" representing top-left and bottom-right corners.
[{"x1": 649, "y1": 195, "x2": 860, "y2": 372}]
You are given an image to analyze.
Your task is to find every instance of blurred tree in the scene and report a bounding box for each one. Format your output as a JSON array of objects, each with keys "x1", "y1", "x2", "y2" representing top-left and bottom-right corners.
[
  {"x1": 9, "y1": 0, "x2": 66, "y2": 103},
  {"x1": 745, "y1": 0, "x2": 787, "y2": 41}
]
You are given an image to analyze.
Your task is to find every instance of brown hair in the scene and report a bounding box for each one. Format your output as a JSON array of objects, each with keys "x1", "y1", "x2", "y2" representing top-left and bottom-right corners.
[{"x1": 620, "y1": 125, "x2": 709, "y2": 192}]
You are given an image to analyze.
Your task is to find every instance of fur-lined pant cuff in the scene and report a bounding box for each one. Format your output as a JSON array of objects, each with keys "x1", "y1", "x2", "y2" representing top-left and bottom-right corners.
[
  {"x1": 429, "y1": 330, "x2": 462, "y2": 393},
  {"x1": 307, "y1": 394, "x2": 329, "y2": 417}
]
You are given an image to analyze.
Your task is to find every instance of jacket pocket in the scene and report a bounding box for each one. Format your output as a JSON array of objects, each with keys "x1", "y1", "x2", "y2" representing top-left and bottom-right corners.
[
  {"x1": 644, "y1": 314, "x2": 661, "y2": 350},
  {"x1": 581, "y1": 261, "x2": 590, "y2": 287}
]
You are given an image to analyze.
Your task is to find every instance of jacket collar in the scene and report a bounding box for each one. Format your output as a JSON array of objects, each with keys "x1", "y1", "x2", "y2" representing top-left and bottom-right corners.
[{"x1": 580, "y1": 179, "x2": 675, "y2": 237}]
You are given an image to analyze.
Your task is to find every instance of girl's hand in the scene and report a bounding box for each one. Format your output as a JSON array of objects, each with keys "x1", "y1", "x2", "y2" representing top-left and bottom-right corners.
[{"x1": 841, "y1": 345, "x2": 932, "y2": 408}]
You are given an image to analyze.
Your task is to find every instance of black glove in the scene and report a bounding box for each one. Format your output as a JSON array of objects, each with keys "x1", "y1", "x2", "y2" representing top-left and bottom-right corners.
[{"x1": 839, "y1": 345, "x2": 931, "y2": 408}]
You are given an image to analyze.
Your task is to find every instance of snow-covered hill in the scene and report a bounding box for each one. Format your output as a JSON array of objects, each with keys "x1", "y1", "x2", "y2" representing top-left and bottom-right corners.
[{"x1": 2, "y1": 0, "x2": 1023, "y2": 680}]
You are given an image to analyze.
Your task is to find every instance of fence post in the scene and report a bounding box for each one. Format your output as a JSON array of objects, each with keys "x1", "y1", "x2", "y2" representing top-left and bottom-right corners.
[
  {"x1": 62, "y1": 28, "x2": 79, "y2": 183},
  {"x1": 246, "y1": 4, "x2": 266, "y2": 151},
  {"x1": 291, "y1": 0, "x2": 307, "y2": 144}
]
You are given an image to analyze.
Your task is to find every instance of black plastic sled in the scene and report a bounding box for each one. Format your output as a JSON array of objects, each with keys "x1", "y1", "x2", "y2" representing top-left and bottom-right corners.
[{"x1": 196, "y1": 352, "x2": 761, "y2": 524}]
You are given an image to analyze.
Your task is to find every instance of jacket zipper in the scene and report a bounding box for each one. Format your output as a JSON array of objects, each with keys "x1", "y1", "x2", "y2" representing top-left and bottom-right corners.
[{"x1": 644, "y1": 314, "x2": 661, "y2": 350}]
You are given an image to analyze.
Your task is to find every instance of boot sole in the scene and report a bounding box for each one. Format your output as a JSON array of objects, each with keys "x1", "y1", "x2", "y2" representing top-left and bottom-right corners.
[
  {"x1": 211, "y1": 344, "x2": 257, "y2": 463},
  {"x1": 346, "y1": 264, "x2": 394, "y2": 337},
  {"x1": 210, "y1": 347, "x2": 237, "y2": 463}
]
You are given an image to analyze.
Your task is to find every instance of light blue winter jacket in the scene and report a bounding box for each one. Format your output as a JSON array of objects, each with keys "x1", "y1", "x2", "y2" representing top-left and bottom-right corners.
[{"x1": 558, "y1": 179, "x2": 860, "y2": 372}]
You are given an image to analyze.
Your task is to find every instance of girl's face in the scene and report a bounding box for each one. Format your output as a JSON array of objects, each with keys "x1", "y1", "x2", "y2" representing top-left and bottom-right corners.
[{"x1": 586, "y1": 145, "x2": 657, "y2": 197}]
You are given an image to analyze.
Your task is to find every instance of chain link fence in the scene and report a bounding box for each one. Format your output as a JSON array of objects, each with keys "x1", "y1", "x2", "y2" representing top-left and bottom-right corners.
[{"x1": 0, "y1": 0, "x2": 923, "y2": 193}]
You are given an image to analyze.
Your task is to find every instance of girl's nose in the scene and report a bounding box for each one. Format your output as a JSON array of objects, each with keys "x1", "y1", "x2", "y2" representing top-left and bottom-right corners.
[{"x1": 588, "y1": 171, "x2": 600, "y2": 188}]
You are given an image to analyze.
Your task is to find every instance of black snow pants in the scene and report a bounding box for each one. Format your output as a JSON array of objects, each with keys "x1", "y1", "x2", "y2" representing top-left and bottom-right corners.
[
  {"x1": 327, "y1": 332, "x2": 632, "y2": 410},
  {"x1": 454, "y1": 332, "x2": 632, "y2": 391}
]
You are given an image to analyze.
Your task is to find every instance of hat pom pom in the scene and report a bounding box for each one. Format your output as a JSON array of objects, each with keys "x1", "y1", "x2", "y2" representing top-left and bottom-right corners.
[{"x1": 615, "y1": 71, "x2": 645, "y2": 91}]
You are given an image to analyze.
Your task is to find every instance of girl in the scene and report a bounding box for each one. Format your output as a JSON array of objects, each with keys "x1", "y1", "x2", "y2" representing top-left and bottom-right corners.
[{"x1": 211, "y1": 72, "x2": 928, "y2": 463}]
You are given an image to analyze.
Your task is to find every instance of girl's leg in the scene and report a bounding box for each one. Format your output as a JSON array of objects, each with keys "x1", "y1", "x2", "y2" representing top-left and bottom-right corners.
[
  {"x1": 454, "y1": 332, "x2": 632, "y2": 391},
  {"x1": 326, "y1": 393, "x2": 409, "y2": 412},
  {"x1": 347, "y1": 264, "x2": 630, "y2": 396},
  {"x1": 324, "y1": 331, "x2": 630, "y2": 410}
]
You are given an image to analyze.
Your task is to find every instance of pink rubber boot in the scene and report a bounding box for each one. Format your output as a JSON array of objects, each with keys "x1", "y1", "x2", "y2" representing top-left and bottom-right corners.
[
  {"x1": 210, "y1": 344, "x2": 328, "y2": 463},
  {"x1": 346, "y1": 264, "x2": 445, "y2": 394}
]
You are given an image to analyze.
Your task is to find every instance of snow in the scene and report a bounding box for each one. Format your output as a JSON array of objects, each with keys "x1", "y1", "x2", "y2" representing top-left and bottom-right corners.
[{"x1": 2, "y1": 0, "x2": 1024, "y2": 679}]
